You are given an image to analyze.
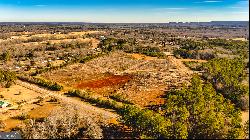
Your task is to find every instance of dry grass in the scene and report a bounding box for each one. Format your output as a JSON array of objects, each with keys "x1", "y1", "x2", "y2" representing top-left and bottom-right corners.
[
  {"x1": 27, "y1": 103, "x2": 59, "y2": 119},
  {"x1": 0, "y1": 84, "x2": 62, "y2": 131},
  {"x1": 40, "y1": 51, "x2": 143, "y2": 86},
  {"x1": 232, "y1": 38, "x2": 247, "y2": 41},
  {"x1": 0, "y1": 85, "x2": 41, "y2": 106},
  {"x1": 4, "y1": 31, "x2": 103, "y2": 44},
  {"x1": 41, "y1": 51, "x2": 193, "y2": 107},
  {"x1": 129, "y1": 53, "x2": 157, "y2": 60},
  {"x1": 50, "y1": 60, "x2": 65, "y2": 67},
  {"x1": 0, "y1": 98, "x2": 60, "y2": 132},
  {"x1": 241, "y1": 111, "x2": 249, "y2": 125},
  {"x1": 76, "y1": 75, "x2": 132, "y2": 89},
  {"x1": 179, "y1": 59, "x2": 208, "y2": 63},
  {"x1": 0, "y1": 119, "x2": 23, "y2": 132}
]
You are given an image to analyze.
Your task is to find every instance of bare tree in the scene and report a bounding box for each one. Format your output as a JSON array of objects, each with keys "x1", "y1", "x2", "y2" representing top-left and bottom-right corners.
[{"x1": 20, "y1": 104, "x2": 103, "y2": 139}]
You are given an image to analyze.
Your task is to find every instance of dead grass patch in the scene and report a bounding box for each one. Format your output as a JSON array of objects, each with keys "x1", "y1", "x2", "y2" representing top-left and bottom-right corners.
[
  {"x1": 28, "y1": 103, "x2": 59, "y2": 119},
  {"x1": 76, "y1": 75, "x2": 132, "y2": 89}
]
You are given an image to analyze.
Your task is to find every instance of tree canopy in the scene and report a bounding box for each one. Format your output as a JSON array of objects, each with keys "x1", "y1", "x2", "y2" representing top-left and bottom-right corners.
[
  {"x1": 119, "y1": 75, "x2": 245, "y2": 139},
  {"x1": 202, "y1": 57, "x2": 249, "y2": 110},
  {"x1": 163, "y1": 75, "x2": 244, "y2": 139}
]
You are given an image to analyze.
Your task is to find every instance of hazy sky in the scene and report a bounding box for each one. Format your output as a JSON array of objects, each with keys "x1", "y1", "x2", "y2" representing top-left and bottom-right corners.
[{"x1": 0, "y1": 0, "x2": 249, "y2": 23}]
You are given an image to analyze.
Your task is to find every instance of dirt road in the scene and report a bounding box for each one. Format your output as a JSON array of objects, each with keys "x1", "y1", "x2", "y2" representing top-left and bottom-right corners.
[
  {"x1": 179, "y1": 59, "x2": 208, "y2": 63},
  {"x1": 1, "y1": 80, "x2": 118, "y2": 120}
]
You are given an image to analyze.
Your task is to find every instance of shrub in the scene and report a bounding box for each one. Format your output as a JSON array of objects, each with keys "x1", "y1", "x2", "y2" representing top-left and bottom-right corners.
[
  {"x1": 239, "y1": 95, "x2": 249, "y2": 111},
  {"x1": 19, "y1": 105, "x2": 103, "y2": 139},
  {"x1": 183, "y1": 61, "x2": 203, "y2": 71},
  {"x1": 0, "y1": 121, "x2": 6, "y2": 129},
  {"x1": 66, "y1": 90, "x2": 121, "y2": 110},
  {"x1": 12, "y1": 113, "x2": 30, "y2": 120},
  {"x1": 0, "y1": 51, "x2": 11, "y2": 62},
  {"x1": 110, "y1": 94, "x2": 134, "y2": 105},
  {"x1": 18, "y1": 75, "x2": 63, "y2": 91},
  {"x1": 31, "y1": 53, "x2": 104, "y2": 76},
  {"x1": 118, "y1": 105, "x2": 172, "y2": 139},
  {"x1": 244, "y1": 120, "x2": 249, "y2": 139},
  {"x1": 0, "y1": 69, "x2": 16, "y2": 88},
  {"x1": 47, "y1": 96, "x2": 58, "y2": 102}
]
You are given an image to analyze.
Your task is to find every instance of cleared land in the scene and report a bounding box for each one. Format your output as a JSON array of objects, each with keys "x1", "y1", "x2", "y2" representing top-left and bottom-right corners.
[
  {"x1": 0, "y1": 80, "x2": 118, "y2": 132},
  {"x1": 40, "y1": 51, "x2": 193, "y2": 107}
]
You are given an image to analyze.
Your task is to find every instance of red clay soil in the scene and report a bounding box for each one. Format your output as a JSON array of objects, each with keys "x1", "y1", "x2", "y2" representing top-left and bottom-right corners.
[{"x1": 76, "y1": 75, "x2": 132, "y2": 89}]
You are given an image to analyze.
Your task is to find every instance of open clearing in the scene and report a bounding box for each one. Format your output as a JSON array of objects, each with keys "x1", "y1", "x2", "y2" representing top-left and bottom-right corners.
[
  {"x1": 41, "y1": 51, "x2": 193, "y2": 107},
  {"x1": 0, "y1": 85, "x2": 42, "y2": 107},
  {"x1": 129, "y1": 53, "x2": 158, "y2": 60},
  {"x1": 1, "y1": 101, "x2": 59, "y2": 132},
  {"x1": 4, "y1": 31, "x2": 103, "y2": 44},
  {"x1": 0, "y1": 83, "x2": 62, "y2": 131},
  {"x1": 0, "y1": 79, "x2": 119, "y2": 132},
  {"x1": 76, "y1": 75, "x2": 132, "y2": 89}
]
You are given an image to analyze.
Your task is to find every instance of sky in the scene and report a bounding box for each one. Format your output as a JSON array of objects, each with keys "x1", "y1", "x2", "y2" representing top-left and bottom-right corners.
[{"x1": 0, "y1": 0, "x2": 249, "y2": 23}]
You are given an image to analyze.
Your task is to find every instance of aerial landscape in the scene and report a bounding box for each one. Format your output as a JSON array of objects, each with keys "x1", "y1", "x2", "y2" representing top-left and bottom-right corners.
[{"x1": 0, "y1": 0, "x2": 249, "y2": 139}]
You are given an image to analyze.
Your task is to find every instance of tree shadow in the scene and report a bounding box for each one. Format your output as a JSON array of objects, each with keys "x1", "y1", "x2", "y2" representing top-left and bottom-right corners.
[{"x1": 101, "y1": 123, "x2": 139, "y2": 139}]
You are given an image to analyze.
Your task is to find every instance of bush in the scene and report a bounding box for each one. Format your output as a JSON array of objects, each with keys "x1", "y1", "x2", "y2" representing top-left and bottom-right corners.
[
  {"x1": 239, "y1": 95, "x2": 249, "y2": 111},
  {"x1": 244, "y1": 120, "x2": 249, "y2": 139},
  {"x1": 0, "y1": 69, "x2": 16, "y2": 88},
  {"x1": 66, "y1": 90, "x2": 121, "y2": 110},
  {"x1": 20, "y1": 105, "x2": 103, "y2": 139},
  {"x1": 118, "y1": 105, "x2": 172, "y2": 139},
  {"x1": 110, "y1": 94, "x2": 134, "y2": 105},
  {"x1": 0, "y1": 121, "x2": 6, "y2": 129},
  {"x1": 12, "y1": 113, "x2": 30, "y2": 120},
  {"x1": 0, "y1": 51, "x2": 11, "y2": 62},
  {"x1": 183, "y1": 61, "x2": 203, "y2": 71},
  {"x1": 18, "y1": 75, "x2": 63, "y2": 91},
  {"x1": 31, "y1": 53, "x2": 104, "y2": 76}
]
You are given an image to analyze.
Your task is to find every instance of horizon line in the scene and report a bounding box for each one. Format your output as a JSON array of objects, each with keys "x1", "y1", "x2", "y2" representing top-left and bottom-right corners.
[{"x1": 0, "y1": 20, "x2": 249, "y2": 24}]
